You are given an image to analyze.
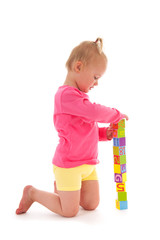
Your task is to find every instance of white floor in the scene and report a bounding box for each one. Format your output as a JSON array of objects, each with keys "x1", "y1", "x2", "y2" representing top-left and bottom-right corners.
[{"x1": 1, "y1": 192, "x2": 158, "y2": 240}]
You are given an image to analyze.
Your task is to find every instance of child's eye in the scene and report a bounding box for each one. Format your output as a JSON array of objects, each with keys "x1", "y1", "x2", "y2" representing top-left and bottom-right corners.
[{"x1": 94, "y1": 76, "x2": 99, "y2": 80}]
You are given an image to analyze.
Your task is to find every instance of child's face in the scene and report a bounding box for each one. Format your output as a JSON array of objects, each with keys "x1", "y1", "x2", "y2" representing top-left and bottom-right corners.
[{"x1": 76, "y1": 58, "x2": 107, "y2": 93}]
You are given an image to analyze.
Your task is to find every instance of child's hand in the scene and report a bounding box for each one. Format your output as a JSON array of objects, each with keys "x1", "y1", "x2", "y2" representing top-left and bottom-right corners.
[
  {"x1": 107, "y1": 114, "x2": 129, "y2": 140},
  {"x1": 106, "y1": 126, "x2": 114, "y2": 140},
  {"x1": 123, "y1": 114, "x2": 129, "y2": 121}
]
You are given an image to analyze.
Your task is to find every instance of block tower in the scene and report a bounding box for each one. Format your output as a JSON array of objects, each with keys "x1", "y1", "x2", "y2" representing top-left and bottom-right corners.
[{"x1": 112, "y1": 119, "x2": 128, "y2": 210}]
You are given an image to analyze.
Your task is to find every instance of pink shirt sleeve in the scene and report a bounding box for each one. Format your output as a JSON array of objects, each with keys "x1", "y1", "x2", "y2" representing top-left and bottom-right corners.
[
  {"x1": 99, "y1": 127, "x2": 108, "y2": 141},
  {"x1": 61, "y1": 88, "x2": 125, "y2": 124}
]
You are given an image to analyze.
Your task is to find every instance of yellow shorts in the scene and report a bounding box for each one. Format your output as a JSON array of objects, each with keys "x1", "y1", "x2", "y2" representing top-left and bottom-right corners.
[{"x1": 53, "y1": 164, "x2": 98, "y2": 191}]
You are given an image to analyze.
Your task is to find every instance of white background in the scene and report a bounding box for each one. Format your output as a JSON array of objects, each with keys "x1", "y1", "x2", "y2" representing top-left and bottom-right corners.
[{"x1": 0, "y1": 0, "x2": 160, "y2": 239}]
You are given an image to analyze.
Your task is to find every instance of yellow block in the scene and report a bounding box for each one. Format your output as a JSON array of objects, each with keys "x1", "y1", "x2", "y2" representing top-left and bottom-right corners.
[
  {"x1": 122, "y1": 172, "x2": 127, "y2": 182},
  {"x1": 116, "y1": 200, "x2": 120, "y2": 210},
  {"x1": 113, "y1": 146, "x2": 119, "y2": 155},
  {"x1": 114, "y1": 164, "x2": 121, "y2": 173},
  {"x1": 116, "y1": 183, "x2": 126, "y2": 192}
]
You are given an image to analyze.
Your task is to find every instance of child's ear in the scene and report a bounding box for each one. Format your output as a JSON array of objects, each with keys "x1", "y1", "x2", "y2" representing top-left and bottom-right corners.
[{"x1": 74, "y1": 61, "x2": 83, "y2": 73}]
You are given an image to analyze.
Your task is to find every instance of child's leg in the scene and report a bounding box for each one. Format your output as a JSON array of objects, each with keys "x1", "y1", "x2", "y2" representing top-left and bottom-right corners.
[
  {"x1": 54, "y1": 179, "x2": 100, "y2": 210},
  {"x1": 54, "y1": 166, "x2": 100, "y2": 211},
  {"x1": 54, "y1": 180, "x2": 58, "y2": 194},
  {"x1": 80, "y1": 180, "x2": 99, "y2": 210},
  {"x1": 16, "y1": 185, "x2": 80, "y2": 217}
]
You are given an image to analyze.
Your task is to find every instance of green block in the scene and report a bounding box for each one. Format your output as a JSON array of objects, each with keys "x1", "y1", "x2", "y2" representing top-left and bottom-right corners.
[
  {"x1": 118, "y1": 192, "x2": 127, "y2": 201},
  {"x1": 118, "y1": 128, "x2": 125, "y2": 138},
  {"x1": 120, "y1": 155, "x2": 126, "y2": 165}
]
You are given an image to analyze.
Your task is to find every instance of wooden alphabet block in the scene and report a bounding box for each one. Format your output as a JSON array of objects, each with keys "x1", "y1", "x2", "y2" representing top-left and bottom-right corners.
[
  {"x1": 113, "y1": 130, "x2": 118, "y2": 138},
  {"x1": 121, "y1": 164, "x2": 126, "y2": 174},
  {"x1": 114, "y1": 173, "x2": 127, "y2": 183},
  {"x1": 113, "y1": 146, "x2": 126, "y2": 156},
  {"x1": 118, "y1": 119, "x2": 125, "y2": 129},
  {"x1": 116, "y1": 183, "x2": 126, "y2": 192},
  {"x1": 113, "y1": 119, "x2": 125, "y2": 130},
  {"x1": 119, "y1": 146, "x2": 126, "y2": 155},
  {"x1": 113, "y1": 137, "x2": 126, "y2": 147},
  {"x1": 116, "y1": 200, "x2": 120, "y2": 209},
  {"x1": 113, "y1": 146, "x2": 119, "y2": 156},
  {"x1": 113, "y1": 128, "x2": 125, "y2": 138},
  {"x1": 113, "y1": 138, "x2": 119, "y2": 146},
  {"x1": 120, "y1": 201, "x2": 128, "y2": 210},
  {"x1": 122, "y1": 172, "x2": 127, "y2": 182},
  {"x1": 120, "y1": 155, "x2": 126, "y2": 165},
  {"x1": 114, "y1": 155, "x2": 120, "y2": 164},
  {"x1": 114, "y1": 173, "x2": 122, "y2": 183},
  {"x1": 118, "y1": 129, "x2": 125, "y2": 138},
  {"x1": 116, "y1": 200, "x2": 128, "y2": 210},
  {"x1": 113, "y1": 123, "x2": 118, "y2": 129},
  {"x1": 114, "y1": 155, "x2": 126, "y2": 165},
  {"x1": 118, "y1": 192, "x2": 127, "y2": 201},
  {"x1": 114, "y1": 164, "x2": 121, "y2": 174}
]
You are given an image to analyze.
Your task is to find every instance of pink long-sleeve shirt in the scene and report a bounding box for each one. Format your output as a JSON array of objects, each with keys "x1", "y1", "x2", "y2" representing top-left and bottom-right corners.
[{"x1": 52, "y1": 85, "x2": 124, "y2": 168}]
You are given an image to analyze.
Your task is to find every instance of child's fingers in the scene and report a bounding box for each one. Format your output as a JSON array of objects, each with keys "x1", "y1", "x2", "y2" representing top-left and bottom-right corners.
[{"x1": 123, "y1": 114, "x2": 129, "y2": 120}]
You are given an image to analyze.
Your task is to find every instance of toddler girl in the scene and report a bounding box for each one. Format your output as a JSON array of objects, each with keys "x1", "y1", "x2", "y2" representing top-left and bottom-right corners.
[{"x1": 16, "y1": 38, "x2": 128, "y2": 217}]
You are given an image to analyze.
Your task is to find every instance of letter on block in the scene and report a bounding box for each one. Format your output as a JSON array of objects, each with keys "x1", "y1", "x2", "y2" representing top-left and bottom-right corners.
[
  {"x1": 114, "y1": 155, "x2": 120, "y2": 164},
  {"x1": 113, "y1": 130, "x2": 118, "y2": 138},
  {"x1": 114, "y1": 172, "x2": 127, "y2": 182},
  {"x1": 114, "y1": 173, "x2": 122, "y2": 183},
  {"x1": 116, "y1": 183, "x2": 126, "y2": 192},
  {"x1": 118, "y1": 119, "x2": 125, "y2": 129},
  {"x1": 119, "y1": 146, "x2": 126, "y2": 155},
  {"x1": 121, "y1": 164, "x2": 126, "y2": 174},
  {"x1": 118, "y1": 129, "x2": 125, "y2": 138}
]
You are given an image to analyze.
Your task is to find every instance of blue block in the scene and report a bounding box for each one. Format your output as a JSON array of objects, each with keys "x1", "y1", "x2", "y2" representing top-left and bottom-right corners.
[
  {"x1": 120, "y1": 164, "x2": 126, "y2": 174},
  {"x1": 113, "y1": 138, "x2": 119, "y2": 146},
  {"x1": 113, "y1": 137, "x2": 126, "y2": 147},
  {"x1": 120, "y1": 201, "x2": 128, "y2": 210}
]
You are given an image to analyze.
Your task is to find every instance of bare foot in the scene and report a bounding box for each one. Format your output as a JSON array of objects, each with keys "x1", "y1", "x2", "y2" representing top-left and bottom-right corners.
[{"x1": 16, "y1": 185, "x2": 34, "y2": 214}]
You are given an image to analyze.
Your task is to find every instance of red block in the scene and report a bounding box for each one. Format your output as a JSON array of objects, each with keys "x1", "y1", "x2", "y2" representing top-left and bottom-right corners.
[{"x1": 114, "y1": 155, "x2": 120, "y2": 164}]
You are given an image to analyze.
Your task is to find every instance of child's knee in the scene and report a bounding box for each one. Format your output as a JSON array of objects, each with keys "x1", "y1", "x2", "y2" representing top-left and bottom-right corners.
[
  {"x1": 81, "y1": 199, "x2": 99, "y2": 211},
  {"x1": 62, "y1": 207, "x2": 79, "y2": 218}
]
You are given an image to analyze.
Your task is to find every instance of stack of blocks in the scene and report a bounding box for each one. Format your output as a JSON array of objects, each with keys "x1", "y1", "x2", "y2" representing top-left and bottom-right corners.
[{"x1": 113, "y1": 119, "x2": 128, "y2": 210}]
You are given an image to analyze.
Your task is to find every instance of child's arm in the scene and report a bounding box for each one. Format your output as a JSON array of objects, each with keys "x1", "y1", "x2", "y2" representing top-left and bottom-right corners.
[{"x1": 61, "y1": 89, "x2": 126, "y2": 124}]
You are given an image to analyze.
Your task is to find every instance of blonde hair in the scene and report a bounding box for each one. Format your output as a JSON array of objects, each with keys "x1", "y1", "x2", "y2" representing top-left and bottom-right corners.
[{"x1": 66, "y1": 38, "x2": 107, "y2": 71}]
